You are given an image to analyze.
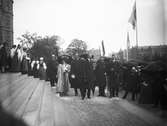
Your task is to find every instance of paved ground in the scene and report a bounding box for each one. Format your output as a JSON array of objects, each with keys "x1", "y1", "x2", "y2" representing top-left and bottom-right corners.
[{"x1": 0, "y1": 73, "x2": 166, "y2": 126}]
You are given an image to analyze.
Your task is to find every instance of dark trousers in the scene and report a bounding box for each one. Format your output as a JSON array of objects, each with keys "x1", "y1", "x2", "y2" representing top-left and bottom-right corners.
[
  {"x1": 50, "y1": 79, "x2": 56, "y2": 87},
  {"x1": 152, "y1": 92, "x2": 161, "y2": 107},
  {"x1": 110, "y1": 87, "x2": 119, "y2": 97},
  {"x1": 91, "y1": 86, "x2": 95, "y2": 96},
  {"x1": 99, "y1": 85, "x2": 106, "y2": 96},
  {"x1": 74, "y1": 88, "x2": 78, "y2": 96},
  {"x1": 80, "y1": 87, "x2": 91, "y2": 100},
  {"x1": 123, "y1": 90, "x2": 136, "y2": 101}
]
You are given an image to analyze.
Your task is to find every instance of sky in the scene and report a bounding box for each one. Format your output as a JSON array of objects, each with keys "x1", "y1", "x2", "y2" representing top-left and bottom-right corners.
[{"x1": 13, "y1": 0, "x2": 166, "y2": 55}]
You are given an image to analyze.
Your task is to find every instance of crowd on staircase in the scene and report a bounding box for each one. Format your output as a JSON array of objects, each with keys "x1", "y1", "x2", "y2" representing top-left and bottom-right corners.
[{"x1": 0, "y1": 43, "x2": 167, "y2": 117}]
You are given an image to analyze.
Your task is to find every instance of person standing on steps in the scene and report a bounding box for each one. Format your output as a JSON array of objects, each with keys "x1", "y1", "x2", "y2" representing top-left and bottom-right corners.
[
  {"x1": 47, "y1": 54, "x2": 59, "y2": 87},
  {"x1": 31, "y1": 58, "x2": 39, "y2": 78},
  {"x1": 10, "y1": 45, "x2": 16, "y2": 72},
  {"x1": 37, "y1": 57, "x2": 47, "y2": 80},
  {"x1": 0, "y1": 43, "x2": 8, "y2": 73}
]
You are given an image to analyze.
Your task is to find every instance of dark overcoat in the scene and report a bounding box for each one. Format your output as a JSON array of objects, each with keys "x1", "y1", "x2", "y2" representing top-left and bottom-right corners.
[
  {"x1": 77, "y1": 58, "x2": 93, "y2": 89},
  {"x1": 95, "y1": 60, "x2": 106, "y2": 86},
  {"x1": 124, "y1": 70, "x2": 139, "y2": 92},
  {"x1": 11, "y1": 51, "x2": 19, "y2": 72},
  {"x1": 69, "y1": 59, "x2": 81, "y2": 88},
  {"x1": 47, "y1": 59, "x2": 58, "y2": 81},
  {"x1": 0, "y1": 47, "x2": 8, "y2": 66}
]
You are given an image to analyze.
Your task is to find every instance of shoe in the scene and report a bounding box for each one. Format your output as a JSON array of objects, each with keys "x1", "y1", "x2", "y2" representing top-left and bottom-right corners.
[
  {"x1": 132, "y1": 98, "x2": 135, "y2": 101},
  {"x1": 122, "y1": 96, "x2": 126, "y2": 99},
  {"x1": 102, "y1": 94, "x2": 106, "y2": 97},
  {"x1": 152, "y1": 105, "x2": 158, "y2": 108}
]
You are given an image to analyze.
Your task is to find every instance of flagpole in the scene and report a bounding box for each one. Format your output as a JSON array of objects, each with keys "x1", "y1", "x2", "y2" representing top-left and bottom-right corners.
[
  {"x1": 99, "y1": 46, "x2": 101, "y2": 57},
  {"x1": 127, "y1": 32, "x2": 130, "y2": 61},
  {"x1": 101, "y1": 40, "x2": 105, "y2": 56},
  {"x1": 135, "y1": 0, "x2": 138, "y2": 59},
  {"x1": 127, "y1": 49, "x2": 129, "y2": 61},
  {"x1": 136, "y1": 0, "x2": 138, "y2": 48}
]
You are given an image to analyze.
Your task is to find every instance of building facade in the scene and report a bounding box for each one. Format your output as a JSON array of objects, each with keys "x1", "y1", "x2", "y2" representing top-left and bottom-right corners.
[
  {"x1": 0, "y1": 0, "x2": 13, "y2": 47},
  {"x1": 117, "y1": 45, "x2": 167, "y2": 62}
]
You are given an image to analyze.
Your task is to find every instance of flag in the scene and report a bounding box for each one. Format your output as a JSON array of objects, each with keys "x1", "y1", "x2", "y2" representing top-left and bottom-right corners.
[
  {"x1": 129, "y1": 2, "x2": 136, "y2": 29},
  {"x1": 127, "y1": 32, "x2": 130, "y2": 50},
  {"x1": 101, "y1": 40, "x2": 105, "y2": 56}
]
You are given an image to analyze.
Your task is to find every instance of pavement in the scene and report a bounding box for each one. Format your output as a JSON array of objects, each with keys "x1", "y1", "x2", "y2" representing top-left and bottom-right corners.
[{"x1": 51, "y1": 86, "x2": 167, "y2": 126}]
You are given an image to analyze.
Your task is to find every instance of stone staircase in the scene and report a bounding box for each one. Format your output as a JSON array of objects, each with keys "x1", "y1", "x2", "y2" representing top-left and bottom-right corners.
[
  {"x1": 0, "y1": 73, "x2": 54, "y2": 126},
  {"x1": 0, "y1": 73, "x2": 166, "y2": 126}
]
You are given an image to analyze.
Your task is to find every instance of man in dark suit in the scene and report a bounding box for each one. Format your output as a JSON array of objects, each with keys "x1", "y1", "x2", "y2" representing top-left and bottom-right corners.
[
  {"x1": 69, "y1": 54, "x2": 80, "y2": 96},
  {"x1": 47, "y1": 54, "x2": 58, "y2": 87},
  {"x1": 78, "y1": 54, "x2": 93, "y2": 100},
  {"x1": 95, "y1": 57, "x2": 106, "y2": 97}
]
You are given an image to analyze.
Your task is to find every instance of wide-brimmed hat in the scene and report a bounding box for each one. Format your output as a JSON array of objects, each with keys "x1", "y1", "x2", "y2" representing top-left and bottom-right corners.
[
  {"x1": 40, "y1": 57, "x2": 44, "y2": 61},
  {"x1": 79, "y1": 54, "x2": 89, "y2": 59}
]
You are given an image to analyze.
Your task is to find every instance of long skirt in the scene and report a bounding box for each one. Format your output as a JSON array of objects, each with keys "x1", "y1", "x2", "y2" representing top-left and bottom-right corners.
[
  {"x1": 39, "y1": 67, "x2": 46, "y2": 80},
  {"x1": 21, "y1": 58, "x2": 28, "y2": 74},
  {"x1": 11, "y1": 56, "x2": 19, "y2": 72},
  {"x1": 57, "y1": 72, "x2": 70, "y2": 95}
]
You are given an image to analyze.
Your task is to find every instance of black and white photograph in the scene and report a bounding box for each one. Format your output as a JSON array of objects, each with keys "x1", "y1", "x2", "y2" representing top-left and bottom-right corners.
[{"x1": 0, "y1": 0, "x2": 167, "y2": 126}]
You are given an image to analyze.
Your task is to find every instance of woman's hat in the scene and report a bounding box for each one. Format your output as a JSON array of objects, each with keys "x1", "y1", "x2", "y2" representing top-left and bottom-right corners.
[{"x1": 40, "y1": 57, "x2": 44, "y2": 60}]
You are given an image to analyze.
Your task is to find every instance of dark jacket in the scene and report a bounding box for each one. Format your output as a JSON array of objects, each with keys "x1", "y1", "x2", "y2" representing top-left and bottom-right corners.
[
  {"x1": 69, "y1": 59, "x2": 81, "y2": 88},
  {"x1": 77, "y1": 58, "x2": 93, "y2": 89},
  {"x1": 95, "y1": 60, "x2": 106, "y2": 86},
  {"x1": 47, "y1": 59, "x2": 58, "y2": 80}
]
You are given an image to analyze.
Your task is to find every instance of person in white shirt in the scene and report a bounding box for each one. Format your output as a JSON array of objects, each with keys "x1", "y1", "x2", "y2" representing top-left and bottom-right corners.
[
  {"x1": 10, "y1": 45, "x2": 16, "y2": 59},
  {"x1": 31, "y1": 59, "x2": 39, "y2": 78},
  {"x1": 38, "y1": 57, "x2": 47, "y2": 80}
]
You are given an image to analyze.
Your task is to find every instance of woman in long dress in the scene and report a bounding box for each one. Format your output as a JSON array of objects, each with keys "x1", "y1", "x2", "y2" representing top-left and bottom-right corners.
[
  {"x1": 57, "y1": 59, "x2": 71, "y2": 96},
  {"x1": 21, "y1": 49, "x2": 28, "y2": 74}
]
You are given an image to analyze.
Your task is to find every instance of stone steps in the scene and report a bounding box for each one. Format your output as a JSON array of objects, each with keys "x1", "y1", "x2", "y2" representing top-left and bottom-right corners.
[
  {"x1": 0, "y1": 73, "x2": 166, "y2": 126},
  {"x1": 0, "y1": 73, "x2": 54, "y2": 126}
]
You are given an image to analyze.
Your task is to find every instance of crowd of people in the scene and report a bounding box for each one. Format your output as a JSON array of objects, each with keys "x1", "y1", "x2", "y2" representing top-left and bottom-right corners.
[{"x1": 0, "y1": 43, "x2": 167, "y2": 116}]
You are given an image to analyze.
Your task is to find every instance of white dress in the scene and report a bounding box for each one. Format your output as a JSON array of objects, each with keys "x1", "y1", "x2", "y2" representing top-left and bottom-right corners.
[{"x1": 57, "y1": 63, "x2": 71, "y2": 95}]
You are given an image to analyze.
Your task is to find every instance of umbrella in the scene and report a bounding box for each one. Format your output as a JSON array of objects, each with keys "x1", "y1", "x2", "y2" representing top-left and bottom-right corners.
[
  {"x1": 128, "y1": 61, "x2": 138, "y2": 66},
  {"x1": 128, "y1": 59, "x2": 148, "y2": 66},
  {"x1": 142, "y1": 61, "x2": 167, "y2": 72}
]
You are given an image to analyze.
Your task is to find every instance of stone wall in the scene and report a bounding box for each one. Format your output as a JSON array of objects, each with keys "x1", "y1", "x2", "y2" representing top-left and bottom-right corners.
[{"x1": 0, "y1": 0, "x2": 13, "y2": 47}]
